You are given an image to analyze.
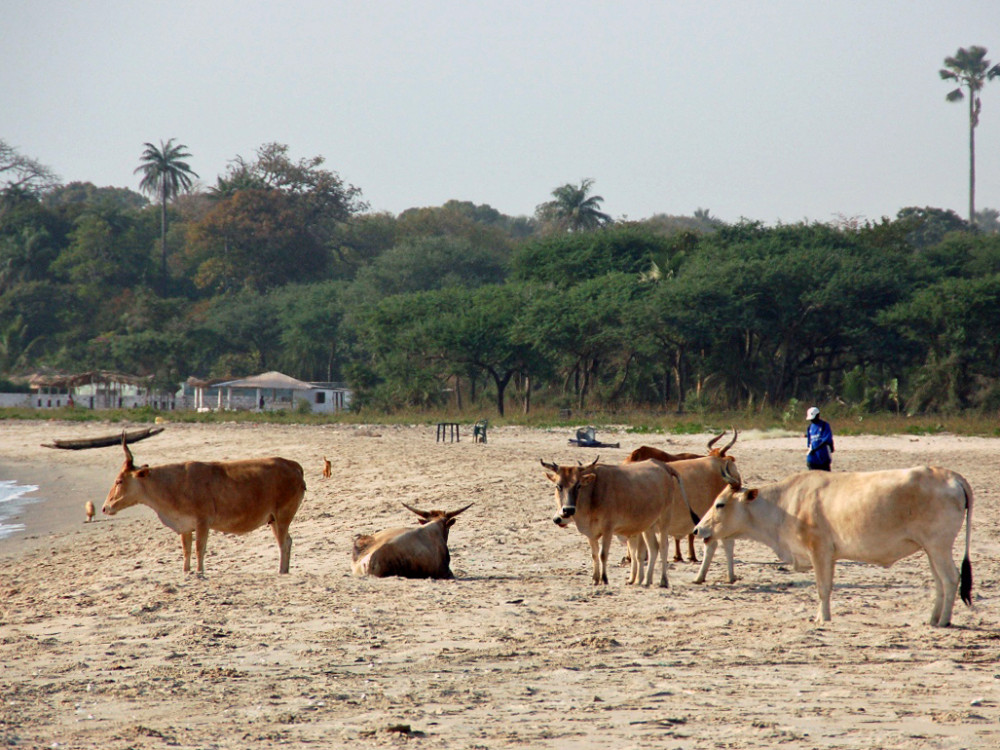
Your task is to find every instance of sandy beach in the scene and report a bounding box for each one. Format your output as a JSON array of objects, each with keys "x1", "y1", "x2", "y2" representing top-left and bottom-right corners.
[{"x1": 0, "y1": 419, "x2": 997, "y2": 749}]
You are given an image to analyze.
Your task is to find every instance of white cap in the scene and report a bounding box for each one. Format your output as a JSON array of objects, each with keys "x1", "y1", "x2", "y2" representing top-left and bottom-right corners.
[{"x1": 806, "y1": 406, "x2": 820, "y2": 420}]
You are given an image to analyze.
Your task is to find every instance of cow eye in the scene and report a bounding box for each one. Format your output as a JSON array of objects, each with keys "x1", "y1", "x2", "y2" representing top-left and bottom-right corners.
[{"x1": 715, "y1": 502, "x2": 725, "y2": 509}]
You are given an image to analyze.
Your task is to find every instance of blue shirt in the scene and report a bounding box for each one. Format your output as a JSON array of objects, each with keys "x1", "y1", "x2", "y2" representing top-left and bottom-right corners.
[{"x1": 806, "y1": 418, "x2": 834, "y2": 467}]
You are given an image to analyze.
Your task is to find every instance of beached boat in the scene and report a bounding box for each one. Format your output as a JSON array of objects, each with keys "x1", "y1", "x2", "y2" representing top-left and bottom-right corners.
[{"x1": 41, "y1": 426, "x2": 165, "y2": 450}]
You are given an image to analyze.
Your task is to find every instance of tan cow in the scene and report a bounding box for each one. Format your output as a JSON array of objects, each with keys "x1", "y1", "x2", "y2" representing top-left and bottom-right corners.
[
  {"x1": 102, "y1": 437, "x2": 306, "y2": 574},
  {"x1": 541, "y1": 457, "x2": 692, "y2": 588},
  {"x1": 352, "y1": 503, "x2": 473, "y2": 579},
  {"x1": 625, "y1": 429, "x2": 738, "y2": 562},
  {"x1": 84, "y1": 500, "x2": 95, "y2": 523},
  {"x1": 693, "y1": 467, "x2": 974, "y2": 626}
]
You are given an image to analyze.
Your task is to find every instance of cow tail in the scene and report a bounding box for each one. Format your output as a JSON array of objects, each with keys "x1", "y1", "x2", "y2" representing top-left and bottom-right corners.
[
  {"x1": 960, "y1": 475, "x2": 974, "y2": 608},
  {"x1": 677, "y1": 475, "x2": 699, "y2": 526}
]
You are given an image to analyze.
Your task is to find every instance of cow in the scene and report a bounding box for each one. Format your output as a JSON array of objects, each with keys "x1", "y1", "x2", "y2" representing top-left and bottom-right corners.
[
  {"x1": 352, "y1": 503, "x2": 473, "y2": 579},
  {"x1": 84, "y1": 500, "x2": 95, "y2": 523},
  {"x1": 541, "y1": 456, "x2": 693, "y2": 588},
  {"x1": 625, "y1": 429, "x2": 738, "y2": 562},
  {"x1": 693, "y1": 466, "x2": 974, "y2": 626},
  {"x1": 322, "y1": 457, "x2": 332, "y2": 478},
  {"x1": 102, "y1": 436, "x2": 306, "y2": 575}
]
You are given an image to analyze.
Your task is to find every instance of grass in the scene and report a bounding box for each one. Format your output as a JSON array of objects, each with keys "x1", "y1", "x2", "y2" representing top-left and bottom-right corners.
[{"x1": 3, "y1": 404, "x2": 999, "y2": 437}]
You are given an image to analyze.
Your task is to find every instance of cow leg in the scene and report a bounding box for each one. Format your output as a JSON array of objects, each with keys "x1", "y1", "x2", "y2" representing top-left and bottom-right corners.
[
  {"x1": 640, "y1": 529, "x2": 661, "y2": 587},
  {"x1": 673, "y1": 536, "x2": 683, "y2": 562},
  {"x1": 625, "y1": 536, "x2": 641, "y2": 585},
  {"x1": 195, "y1": 521, "x2": 210, "y2": 575},
  {"x1": 181, "y1": 532, "x2": 193, "y2": 573},
  {"x1": 588, "y1": 537, "x2": 603, "y2": 585},
  {"x1": 651, "y1": 527, "x2": 670, "y2": 588},
  {"x1": 687, "y1": 534, "x2": 699, "y2": 563},
  {"x1": 810, "y1": 547, "x2": 836, "y2": 623},
  {"x1": 926, "y1": 546, "x2": 959, "y2": 627},
  {"x1": 598, "y1": 531, "x2": 613, "y2": 585},
  {"x1": 693, "y1": 539, "x2": 717, "y2": 584},
  {"x1": 272, "y1": 522, "x2": 293, "y2": 574},
  {"x1": 722, "y1": 539, "x2": 737, "y2": 583}
]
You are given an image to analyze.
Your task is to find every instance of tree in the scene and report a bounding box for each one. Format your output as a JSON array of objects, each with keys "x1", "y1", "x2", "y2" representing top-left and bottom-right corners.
[
  {"x1": 134, "y1": 139, "x2": 199, "y2": 274},
  {"x1": 535, "y1": 178, "x2": 611, "y2": 232},
  {"x1": 0, "y1": 140, "x2": 60, "y2": 196},
  {"x1": 940, "y1": 46, "x2": 1000, "y2": 227}
]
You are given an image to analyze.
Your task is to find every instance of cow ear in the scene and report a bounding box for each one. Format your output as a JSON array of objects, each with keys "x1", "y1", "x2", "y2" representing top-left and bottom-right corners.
[
  {"x1": 447, "y1": 518, "x2": 457, "y2": 528},
  {"x1": 580, "y1": 472, "x2": 597, "y2": 486},
  {"x1": 544, "y1": 472, "x2": 558, "y2": 483},
  {"x1": 135, "y1": 467, "x2": 151, "y2": 478},
  {"x1": 745, "y1": 489, "x2": 758, "y2": 501}
]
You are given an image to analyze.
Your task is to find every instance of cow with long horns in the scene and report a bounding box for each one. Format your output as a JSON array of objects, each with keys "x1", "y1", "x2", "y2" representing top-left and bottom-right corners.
[
  {"x1": 625, "y1": 428, "x2": 739, "y2": 563},
  {"x1": 352, "y1": 503, "x2": 473, "y2": 579}
]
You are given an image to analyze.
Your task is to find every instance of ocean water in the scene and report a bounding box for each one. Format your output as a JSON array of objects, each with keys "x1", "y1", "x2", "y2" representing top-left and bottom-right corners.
[{"x1": 0, "y1": 479, "x2": 40, "y2": 541}]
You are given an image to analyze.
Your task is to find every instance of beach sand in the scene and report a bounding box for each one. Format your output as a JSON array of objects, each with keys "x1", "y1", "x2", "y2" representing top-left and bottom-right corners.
[{"x1": 1, "y1": 419, "x2": 997, "y2": 749}]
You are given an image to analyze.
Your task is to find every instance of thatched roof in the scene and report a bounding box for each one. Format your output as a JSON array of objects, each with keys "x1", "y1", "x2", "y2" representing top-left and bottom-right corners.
[{"x1": 25, "y1": 370, "x2": 155, "y2": 389}]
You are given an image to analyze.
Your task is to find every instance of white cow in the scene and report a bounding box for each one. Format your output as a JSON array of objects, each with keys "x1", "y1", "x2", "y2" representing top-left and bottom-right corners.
[{"x1": 693, "y1": 466, "x2": 973, "y2": 626}]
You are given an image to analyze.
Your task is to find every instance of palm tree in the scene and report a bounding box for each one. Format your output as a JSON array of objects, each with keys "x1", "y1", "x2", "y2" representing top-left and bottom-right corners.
[
  {"x1": 535, "y1": 178, "x2": 611, "y2": 232},
  {"x1": 134, "y1": 139, "x2": 198, "y2": 273},
  {"x1": 940, "y1": 46, "x2": 1000, "y2": 228}
]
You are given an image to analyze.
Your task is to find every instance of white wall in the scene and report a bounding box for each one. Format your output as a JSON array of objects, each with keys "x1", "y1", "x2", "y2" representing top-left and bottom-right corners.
[{"x1": 0, "y1": 393, "x2": 31, "y2": 408}]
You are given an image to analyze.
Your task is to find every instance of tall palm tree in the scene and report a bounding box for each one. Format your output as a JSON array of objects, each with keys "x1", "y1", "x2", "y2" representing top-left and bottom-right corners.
[
  {"x1": 940, "y1": 46, "x2": 1000, "y2": 228},
  {"x1": 134, "y1": 139, "x2": 198, "y2": 273},
  {"x1": 536, "y1": 178, "x2": 612, "y2": 232}
]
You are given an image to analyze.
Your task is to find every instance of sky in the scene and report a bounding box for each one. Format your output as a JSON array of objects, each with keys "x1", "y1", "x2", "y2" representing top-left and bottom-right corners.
[{"x1": 3, "y1": 1, "x2": 1000, "y2": 225}]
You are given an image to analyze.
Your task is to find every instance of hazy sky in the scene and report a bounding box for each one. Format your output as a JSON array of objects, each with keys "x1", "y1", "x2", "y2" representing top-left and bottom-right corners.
[{"x1": 4, "y1": 1, "x2": 1000, "y2": 225}]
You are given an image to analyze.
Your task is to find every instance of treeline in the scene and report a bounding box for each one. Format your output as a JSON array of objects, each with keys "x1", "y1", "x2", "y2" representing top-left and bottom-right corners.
[{"x1": 2, "y1": 140, "x2": 1000, "y2": 416}]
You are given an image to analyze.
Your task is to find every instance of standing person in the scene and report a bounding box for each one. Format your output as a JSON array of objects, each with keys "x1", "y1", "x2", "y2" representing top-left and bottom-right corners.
[{"x1": 805, "y1": 406, "x2": 834, "y2": 471}]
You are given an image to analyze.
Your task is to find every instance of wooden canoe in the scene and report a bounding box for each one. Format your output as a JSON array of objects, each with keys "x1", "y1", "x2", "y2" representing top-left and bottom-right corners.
[{"x1": 41, "y1": 425, "x2": 165, "y2": 450}]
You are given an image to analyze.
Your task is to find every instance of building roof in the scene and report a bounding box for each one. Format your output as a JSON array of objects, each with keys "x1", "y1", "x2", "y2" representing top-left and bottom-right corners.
[{"x1": 215, "y1": 371, "x2": 316, "y2": 391}]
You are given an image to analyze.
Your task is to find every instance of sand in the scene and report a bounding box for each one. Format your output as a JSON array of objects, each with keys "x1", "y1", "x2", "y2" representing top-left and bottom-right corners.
[{"x1": 0, "y1": 419, "x2": 997, "y2": 749}]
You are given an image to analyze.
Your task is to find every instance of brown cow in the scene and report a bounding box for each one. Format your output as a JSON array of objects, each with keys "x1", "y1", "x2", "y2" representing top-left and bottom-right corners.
[
  {"x1": 352, "y1": 503, "x2": 473, "y2": 579},
  {"x1": 102, "y1": 436, "x2": 305, "y2": 574},
  {"x1": 541, "y1": 457, "x2": 693, "y2": 587},
  {"x1": 694, "y1": 466, "x2": 974, "y2": 626},
  {"x1": 322, "y1": 457, "x2": 332, "y2": 478},
  {"x1": 625, "y1": 429, "x2": 738, "y2": 562}
]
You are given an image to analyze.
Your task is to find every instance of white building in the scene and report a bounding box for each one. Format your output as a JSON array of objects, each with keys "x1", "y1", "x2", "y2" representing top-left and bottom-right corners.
[{"x1": 186, "y1": 371, "x2": 351, "y2": 414}]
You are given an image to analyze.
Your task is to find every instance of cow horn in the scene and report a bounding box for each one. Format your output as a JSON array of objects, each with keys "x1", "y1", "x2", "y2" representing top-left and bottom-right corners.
[
  {"x1": 400, "y1": 502, "x2": 431, "y2": 519},
  {"x1": 122, "y1": 431, "x2": 134, "y2": 469},
  {"x1": 446, "y1": 503, "x2": 474, "y2": 520},
  {"x1": 721, "y1": 460, "x2": 741, "y2": 489},
  {"x1": 706, "y1": 431, "x2": 726, "y2": 451},
  {"x1": 540, "y1": 459, "x2": 559, "y2": 473},
  {"x1": 719, "y1": 427, "x2": 738, "y2": 456},
  {"x1": 586, "y1": 456, "x2": 600, "y2": 470}
]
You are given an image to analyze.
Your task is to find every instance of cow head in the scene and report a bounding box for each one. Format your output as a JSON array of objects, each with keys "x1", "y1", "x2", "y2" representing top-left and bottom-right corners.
[
  {"x1": 707, "y1": 427, "x2": 738, "y2": 457},
  {"x1": 541, "y1": 456, "x2": 599, "y2": 527},
  {"x1": 102, "y1": 433, "x2": 151, "y2": 516},
  {"x1": 694, "y1": 470, "x2": 758, "y2": 542},
  {"x1": 401, "y1": 502, "x2": 473, "y2": 541}
]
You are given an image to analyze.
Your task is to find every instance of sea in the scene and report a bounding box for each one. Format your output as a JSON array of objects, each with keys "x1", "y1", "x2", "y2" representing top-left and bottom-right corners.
[{"x1": 0, "y1": 479, "x2": 40, "y2": 541}]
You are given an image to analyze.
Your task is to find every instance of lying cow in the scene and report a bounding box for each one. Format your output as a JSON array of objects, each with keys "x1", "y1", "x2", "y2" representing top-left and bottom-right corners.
[
  {"x1": 102, "y1": 436, "x2": 306, "y2": 574},
  {"x1": 693, "y1": 466, "x2": 974, "y2": 626},
  {"x1": 626, "y1": 429, "x2": 738, "y2": 562},
  {"x1": 541, "y1": 456, "x2": 693, "y2": 587},
  {"x1": 352, "y1": 503, "x2": 473, "y2": 579}
]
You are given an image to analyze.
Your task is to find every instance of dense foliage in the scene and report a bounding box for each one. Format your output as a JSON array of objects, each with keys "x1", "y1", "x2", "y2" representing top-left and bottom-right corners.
[{"x1": 2, "y1": 139, "x2": 1000, "y2": 417}]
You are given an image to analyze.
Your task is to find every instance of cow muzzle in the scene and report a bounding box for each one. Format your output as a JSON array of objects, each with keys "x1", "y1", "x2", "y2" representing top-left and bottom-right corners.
[
  {"x1": 553, "y1": 514, "x2": 570, "y2": 527},
  {"x1": 694, "y1": 525, "x2": 712, "y2": 540}
]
